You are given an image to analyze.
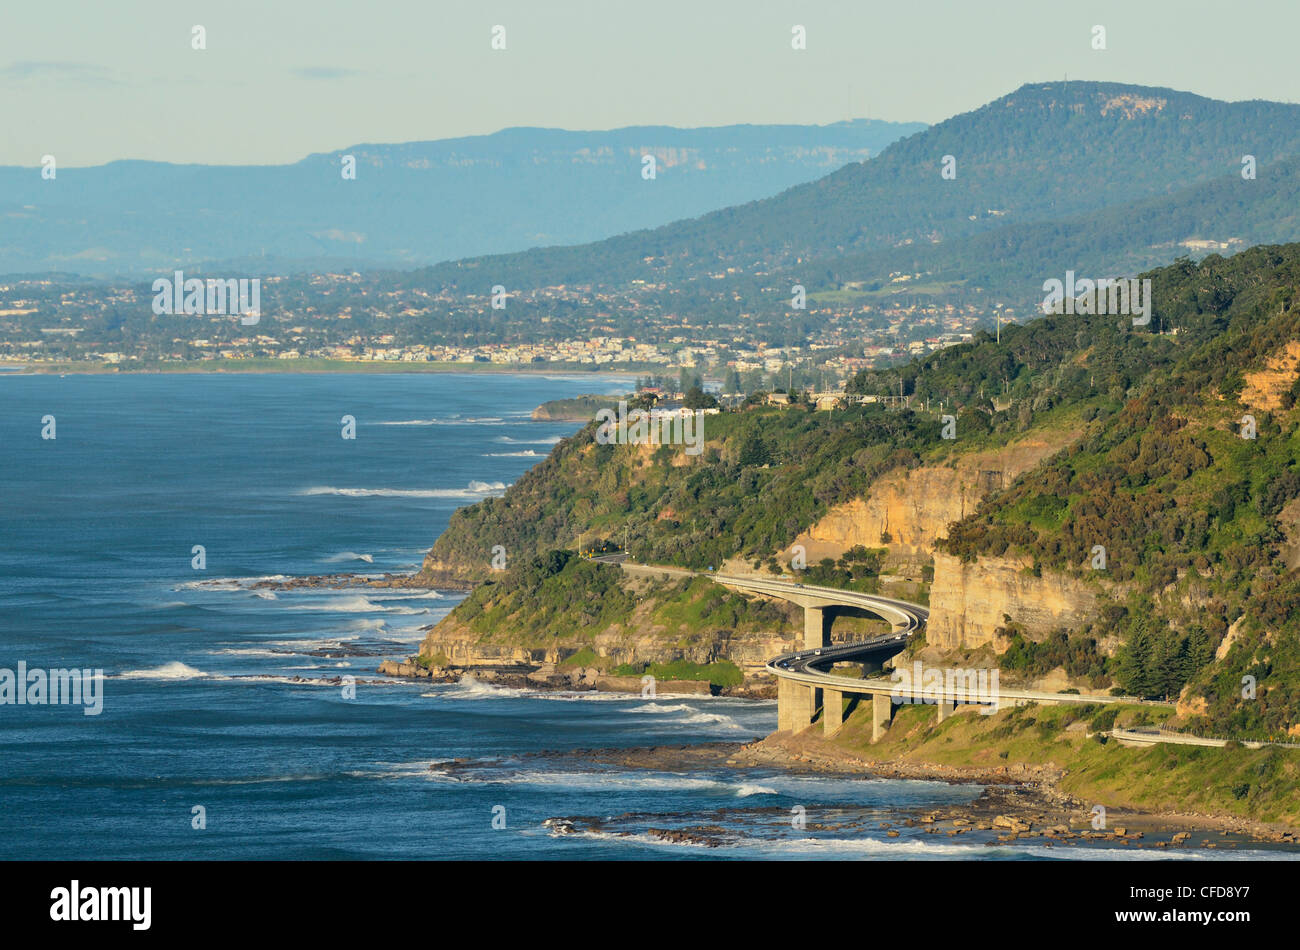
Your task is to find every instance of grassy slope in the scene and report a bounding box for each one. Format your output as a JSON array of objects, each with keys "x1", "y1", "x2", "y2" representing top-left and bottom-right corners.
[
  {"x1": 830, "y1": 700, "x2": 1300, "y2": 826},
  {"x1": 434, "y1": 554, "x2": 799, "y2": 656}
]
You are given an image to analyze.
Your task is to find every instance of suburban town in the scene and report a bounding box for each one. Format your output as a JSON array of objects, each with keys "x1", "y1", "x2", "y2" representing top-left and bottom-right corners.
[{"x1": 0, "y1": 270, "x2": 987, "y2": 386}]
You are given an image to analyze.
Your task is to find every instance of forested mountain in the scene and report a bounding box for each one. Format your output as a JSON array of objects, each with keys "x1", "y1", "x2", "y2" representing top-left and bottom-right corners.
[{"x1": 405, "y1": 82, "x2": 1300, "y2": 316}]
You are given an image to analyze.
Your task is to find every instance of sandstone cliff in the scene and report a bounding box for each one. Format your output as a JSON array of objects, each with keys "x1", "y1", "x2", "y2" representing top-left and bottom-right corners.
[
  {"x1": 417, "y1": 587, "x2": 801, "y2": 675},
  {"x1": 786, "y1": 433, "x2": 1076, "y2": 570},
  {"x1": 927, "y1": 552, "x2": 1102, "y2": 650}
]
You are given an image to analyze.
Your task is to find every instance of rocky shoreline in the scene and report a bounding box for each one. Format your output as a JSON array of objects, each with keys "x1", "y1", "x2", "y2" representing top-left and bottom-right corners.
[
  {"x1": 455, "y1": 737, "x2": 1300, "y2": 849},
  {"x1": 738, "y1": 733, "x2": 1300, "y2": 845},
  {"x1": 377, "y1": 658, "x2": 777, "y2": 699}
]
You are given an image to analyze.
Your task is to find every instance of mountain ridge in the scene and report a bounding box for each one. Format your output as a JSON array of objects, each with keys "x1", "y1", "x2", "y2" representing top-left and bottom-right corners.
[{"x1": 0, "y1": 119, "x2": 923, "y2": 278}]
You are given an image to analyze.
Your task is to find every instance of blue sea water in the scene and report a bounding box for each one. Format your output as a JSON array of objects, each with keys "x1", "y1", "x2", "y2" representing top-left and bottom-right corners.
[{"x1": 0, "y1": 372, "x2": 1288, "y2": 860}]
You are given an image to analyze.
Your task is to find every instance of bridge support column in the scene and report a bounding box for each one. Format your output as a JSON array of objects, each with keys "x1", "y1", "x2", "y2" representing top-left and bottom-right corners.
[
  {"x1": 823, "y1": 688, "x2": 844, "y2": 737},
  {"x1": 872, "y1": 691, "x2": 893, "y2": 742},
  {"x1": 803, "y1": 605, "x2": 829, "y2": 649},
  {"x1": 778, "y1": 678, "x2": 816, "y2": 732},
  {"x1": 936, "y1": 699, "x2": 955, "y2": 723}
]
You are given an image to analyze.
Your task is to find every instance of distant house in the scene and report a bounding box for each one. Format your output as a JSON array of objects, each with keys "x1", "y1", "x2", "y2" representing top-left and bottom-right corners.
[{"x1": 766, "y1": 392, "x2": 791, "y2": 407}]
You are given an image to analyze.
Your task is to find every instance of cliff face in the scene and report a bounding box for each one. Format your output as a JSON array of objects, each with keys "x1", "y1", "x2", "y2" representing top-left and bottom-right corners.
[
  {"x1": 1240, "y1": 340, "x2": 1300, "y2": 412},
  {"x1": 417, "y1": 613, "x2": 797, "y2": 674},
  {"x1": 417, "y1": 587, "x2": 802, "y2": 674},
  {"x1": 927, "y1": 552, "x2": 1102, "y2": 650},
  {"x1": 789, "y1": 433, "x2": 1076, "y2": 567},
  {"x1": 414, "y1": 553, "x2": 480, "y2": 590}
]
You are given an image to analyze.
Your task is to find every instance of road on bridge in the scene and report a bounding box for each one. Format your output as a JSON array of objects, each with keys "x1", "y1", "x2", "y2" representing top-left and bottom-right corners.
[{"x1": 616, "y1": 562, "x2": 1167, "y2": 722}]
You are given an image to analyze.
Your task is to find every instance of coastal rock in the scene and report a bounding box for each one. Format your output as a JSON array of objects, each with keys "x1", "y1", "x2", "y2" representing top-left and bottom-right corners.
[
  {"x1": 928, "y1": 552, "x2": 1103, "y2": 651},
  {"x1": 785, "y1": 433, "x2": 1075, "y2": 571}
]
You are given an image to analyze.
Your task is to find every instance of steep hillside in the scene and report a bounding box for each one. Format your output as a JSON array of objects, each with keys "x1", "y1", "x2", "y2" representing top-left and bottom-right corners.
[
  {"x1": 416, "y1": 244, "x2": 1300, "y2": 740},
  {"x1": 406, "y1": 82, "x2": 1300, "y2": 296},
  {"x1": 938, "y1": 244, "x2": 1300, "y2": 738}
]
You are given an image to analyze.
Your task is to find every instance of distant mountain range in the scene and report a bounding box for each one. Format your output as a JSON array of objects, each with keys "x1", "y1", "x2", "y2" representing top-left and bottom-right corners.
[
  {"x1": 0, "y1": 120, "x2": 924, "y2": 278},
  {"x1": 406, "y1": 82, "x2": 1300, "y2": 314}
]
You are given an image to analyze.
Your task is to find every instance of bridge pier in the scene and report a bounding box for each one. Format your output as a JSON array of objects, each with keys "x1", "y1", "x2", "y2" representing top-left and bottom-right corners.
[
  {"x1": 777, "y1": 678, "x2": 817, "y2": 732},
  {"x1": 803, "y1": 605, "x2": 829, "y2": 649},
  {"x1": 823, "y1": 688, "x2": 843, "y2": 736},
  {"x1": 872, "y1": 691, "x2": 893, "y2": 742}
]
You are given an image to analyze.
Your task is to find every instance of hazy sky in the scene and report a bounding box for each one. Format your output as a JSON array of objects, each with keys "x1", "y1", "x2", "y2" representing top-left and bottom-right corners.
[{"x1": 3, "y1": 0, "x2": 1299, "y2": 167}]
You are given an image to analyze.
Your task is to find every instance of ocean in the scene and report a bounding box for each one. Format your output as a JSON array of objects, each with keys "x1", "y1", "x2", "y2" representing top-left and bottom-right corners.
[{"x1": 0, "y1": 372, "x2": 1286, "y2": 860}]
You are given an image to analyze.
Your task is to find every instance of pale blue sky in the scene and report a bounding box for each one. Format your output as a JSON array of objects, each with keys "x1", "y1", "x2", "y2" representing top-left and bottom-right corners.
[{"x1": 3, "y1": 0, "x2": 1298, "y2": 167}]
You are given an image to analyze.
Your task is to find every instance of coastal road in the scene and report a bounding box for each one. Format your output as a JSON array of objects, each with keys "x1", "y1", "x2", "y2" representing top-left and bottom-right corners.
[
  {"x1": 1110, "y1": 727, "x2": 1300, "y2": 750},
  {"x1": 617, "y1": 563, "x2": 1168, "y2": 716}
]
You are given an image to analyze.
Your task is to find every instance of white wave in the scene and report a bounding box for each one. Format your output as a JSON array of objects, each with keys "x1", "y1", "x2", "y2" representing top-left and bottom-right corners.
[
  {"x1": 210, "y1": 648, "x2": 283, "y2": 657},
  {"x1": 117, "y1": 661, "x2": 208, "y2": 680},
  {"x1": 322, "y1": 551, "x2": 374, "y2": 564},
  {"x1": 377, "y1": 417, "x2": 505, "y2": 426},
  {"x1": 299, "y1": 483, "x2": 507, "y2": 499},
  {"x1": 414, "y1": 766, "x2": 731, "y2": 793},
  {"x1": 735, "y1": 783, "x2": 778, "y2": 797},
  {"x1": 227, "y1": 674, "x2": 411, "y2": 688},
  {"x1": 684, "y1": 712, "x2": 747, "y2": 730},
  {"x1": 552, "y1": 829, "x2": 716, "y2": 849},
  {"x1": 263, "y1": 636, "x2": 359, "y2": 650},
  {"x1": 202, "y1": 774, "x2": 329, "y2": 786},
  {"x1": 441, "y1": 674, "x2": 529, "y2": 699},
  {"x1": 279, "y1": 594, "x2": 426, "y2": 615},
  {"x1": 620, "y1": 703, "x2": 694, "y2": 714},
  {"x1": 495, "y1": 436, "x2": 561, "y2": 445},
  {"x1": 485, "y1": 450, "x2": 539, "y2": 457},
  {"x1": 347, "y1": 618, "x2": 387, "y2": 631}
]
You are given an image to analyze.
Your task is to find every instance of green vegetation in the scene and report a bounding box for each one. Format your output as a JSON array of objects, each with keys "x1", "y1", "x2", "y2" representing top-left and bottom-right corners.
[
  {"x1": 998, "y1": 625, "x2": 1109, "y2": 688},
  {"x1": 933, "y1": 244, "x2": 1300, "y2": 733},
  {"x1": 559, "y1": 647, "x2": 600, "y2": 668},
  {"x1": 533, "y1": 395, "x2": 621, "y2": 420},
  {"x1": 427, "y1": 244, "x2": 1300, "y2": 738},
  {"x1": 833, "y1": 701, "x2": 1300, "y2": 825},
  {"x1": 431, "y1": 552, "x2": 795, "y2": 657},
  {"x1": 410, "y1": 83, "x2": 1300, "y2": 320},
  {"x1": 426, "y1": 402, "x2": 956, "y2": 580},
  {"x1": 799, "y1": 546, "x2": 887, "y2": 592}
]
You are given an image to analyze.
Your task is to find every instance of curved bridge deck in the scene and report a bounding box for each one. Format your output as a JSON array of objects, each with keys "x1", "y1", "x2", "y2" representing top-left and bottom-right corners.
[{"x1": 621, "y1": 564, "x2": 1164, "y2": 738}]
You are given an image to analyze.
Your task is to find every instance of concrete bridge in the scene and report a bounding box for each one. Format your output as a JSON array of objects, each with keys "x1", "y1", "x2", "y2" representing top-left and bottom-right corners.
[
  {"x1": 619, "y1": 564, "x2": 1161, "y2": 739},
  {"x1": 711, "y1": 573, "x2": 924, "y2": 650},
  {"x1": 711, "y1": 574, "x2": 1161, "y2": 739},
  {"x1": 709, "y1": 575, "x2": 930, "y2": 738}
]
